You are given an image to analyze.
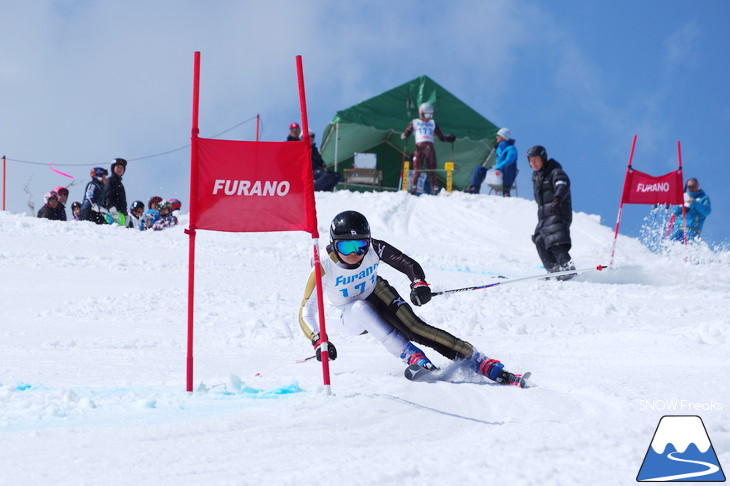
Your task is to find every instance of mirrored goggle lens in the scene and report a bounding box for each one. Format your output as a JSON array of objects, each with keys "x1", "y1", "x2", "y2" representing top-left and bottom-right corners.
[{"x1": 336, "y1": 239, "x2": 369, "y2": 255}]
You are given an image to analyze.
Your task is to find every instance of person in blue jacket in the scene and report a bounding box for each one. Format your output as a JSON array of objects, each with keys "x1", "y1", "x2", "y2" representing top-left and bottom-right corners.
[
  {"x1": 670, "y1": 178, "x2": 711, "y2": 242},
  {"x1": 465, "y1": 127, "x2": 518, "y2": 195}
]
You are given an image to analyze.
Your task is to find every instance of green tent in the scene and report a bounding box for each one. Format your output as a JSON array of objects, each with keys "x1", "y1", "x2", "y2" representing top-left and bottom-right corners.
[{"x1": 319, "y1": 75, "x2": 500, "y2": 191}]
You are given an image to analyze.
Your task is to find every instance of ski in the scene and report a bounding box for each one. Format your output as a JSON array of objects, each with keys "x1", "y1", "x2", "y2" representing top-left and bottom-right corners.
[{"x1": 405, "y1": 363, "x2": 532, "y2": 388}]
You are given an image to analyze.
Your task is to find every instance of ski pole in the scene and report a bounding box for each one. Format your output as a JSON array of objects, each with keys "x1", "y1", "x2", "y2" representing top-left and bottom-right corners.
[
  {"x1": 431, "y1": 265, "x2": 607, "y2": 297},
  {"x1": 254, "y1": 355, "x2": 317, "y2": 377}
]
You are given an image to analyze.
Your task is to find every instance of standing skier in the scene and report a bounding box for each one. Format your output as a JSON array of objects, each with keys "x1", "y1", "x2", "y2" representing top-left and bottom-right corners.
[
  {"x1": 528, "y1": 145, "x2": 575, "y2": 279},
  {"x1": 401, "y1": 103, "x2": 455, "y2": 194},
  {"x1": 298, "y1": 210, "x2": 527, "y2": 387}
]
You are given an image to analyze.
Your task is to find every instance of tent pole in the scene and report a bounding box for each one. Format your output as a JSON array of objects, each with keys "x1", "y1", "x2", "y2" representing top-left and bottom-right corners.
[{"x1": 334, "y1": 123, "x2": 340, "y2": 174}]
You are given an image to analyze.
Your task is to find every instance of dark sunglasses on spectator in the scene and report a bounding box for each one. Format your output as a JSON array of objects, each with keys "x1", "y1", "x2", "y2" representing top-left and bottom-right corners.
[
  {"x1": 687, "y1": 184, "x2": 698, "y2": 190},
  {"x1": 335, "y1": 239, "x2": 369, "y2": 256}
]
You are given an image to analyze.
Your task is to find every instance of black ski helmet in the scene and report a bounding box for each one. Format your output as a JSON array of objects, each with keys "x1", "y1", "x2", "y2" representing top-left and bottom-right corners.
[
  {"x1": 130, "y1": 200, "x2": 145, "y2": 212},
  {"x1": 330, "y1": 210, "x2": 371, "y2": 244},
  {"x1": 111, "y1": 158, "x2": 127, "y2": 171},
  {"x1": 526, "y1": 145, "x2": 547, "y2": 164}
]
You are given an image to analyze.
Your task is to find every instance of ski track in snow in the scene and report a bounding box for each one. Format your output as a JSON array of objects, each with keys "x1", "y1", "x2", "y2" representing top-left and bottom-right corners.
[{"x1": 1, "y1": 191, "x2": 728, "y2": 485}]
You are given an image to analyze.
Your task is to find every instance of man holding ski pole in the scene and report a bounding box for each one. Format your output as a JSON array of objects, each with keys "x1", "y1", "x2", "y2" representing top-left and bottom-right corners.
[{"x1": 298, "y1": 210, "x2": 528, "y2": 387}]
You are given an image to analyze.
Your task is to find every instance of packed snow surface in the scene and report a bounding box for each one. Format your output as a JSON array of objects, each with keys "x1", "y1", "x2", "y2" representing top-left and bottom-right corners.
[{"x1": 1, "y1": 191, "x2": 728, "y2": 485}]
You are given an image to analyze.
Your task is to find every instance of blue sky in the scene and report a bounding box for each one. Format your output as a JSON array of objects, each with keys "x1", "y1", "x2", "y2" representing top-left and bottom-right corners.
[{"x1": 1, "y1": 0, "x2": 728, "y2": 246}]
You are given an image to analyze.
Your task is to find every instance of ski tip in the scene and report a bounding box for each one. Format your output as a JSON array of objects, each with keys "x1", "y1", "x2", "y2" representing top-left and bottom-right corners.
[
  {"x1": 404, "y1": 363, "x2": 434, "y2": 381},
  {"x1": 518, "y1": 371, "x2": 532, "y2": 389}
]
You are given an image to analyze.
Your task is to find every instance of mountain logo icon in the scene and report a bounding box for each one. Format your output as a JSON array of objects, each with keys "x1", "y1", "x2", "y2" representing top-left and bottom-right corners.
[{"x1": 637, "y1": 415, "x2": 725, "y2": 482}]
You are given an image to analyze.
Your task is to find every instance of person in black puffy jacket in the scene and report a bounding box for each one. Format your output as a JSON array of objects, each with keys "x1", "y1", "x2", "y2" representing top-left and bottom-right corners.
[
  {"x1": 104, "y1": 158, "x2": 128, "y2": 216},
  {"x1": 527, "y1": 145, "x2": 575, "y2": 280}
]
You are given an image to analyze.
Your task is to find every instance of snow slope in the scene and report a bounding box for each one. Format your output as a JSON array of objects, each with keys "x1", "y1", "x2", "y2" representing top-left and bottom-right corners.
[{"x1": 1, "y1": 191, "x2": 728, "y2": 485}]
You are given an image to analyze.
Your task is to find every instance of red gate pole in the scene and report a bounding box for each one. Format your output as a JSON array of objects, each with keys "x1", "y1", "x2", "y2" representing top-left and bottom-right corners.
[
  {"x1": 185, "y1": 51, "x2": 201, "y2": 392},
  {"x1": 2, "y1": 155, "x2": 6, "y2": 211},
  {"x1": 296, "y1": 55, "x2": 331, "y2": 394},
  {"x1": 610, "y1": 135, "x2": 638, "y2": 267},
  {"x1": 676, "y1": 141, "x2": 688, "y2": 246}
]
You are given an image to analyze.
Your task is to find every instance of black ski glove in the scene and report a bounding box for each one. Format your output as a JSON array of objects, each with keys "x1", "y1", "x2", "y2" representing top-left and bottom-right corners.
[
  {"x1": 311, "y1": 333, "x2": 337, "y2": 361},
  {"x1": 445, "y1": 134, "x2": 456, "y2": 143},
  {"x1": 549, "y1": 197, "x2": 561, "y2": 215},
  {"x1": 410, "y1": 280, "x2": 432, "y2": 306}
]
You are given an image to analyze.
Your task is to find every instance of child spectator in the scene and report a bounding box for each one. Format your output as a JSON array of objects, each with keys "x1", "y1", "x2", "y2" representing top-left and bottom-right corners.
[
  {"x1": 53, "y1": 186, "x2": 69, "y2": 220},
  {"x1": 141, "y1": 208, "x2": 160, "y2": 230},
  {"x1": 167, "y1": 198, "x2": 182, "y2": 214},
  {"x1": 148, "y1": 196, "x2": 163, "y2": 211},
  {"x1": 126, "y1": 201, "x2": 145, "y2": 230},
  {"x1": 37, "y1": 192, "x2": 62, "y2": 220},
  {"x1": 152, "y1": 202, "x2": 178, "y2": 231},
  {"x1": 71, "y1": 202, "x2": 82, "y2": 221}
]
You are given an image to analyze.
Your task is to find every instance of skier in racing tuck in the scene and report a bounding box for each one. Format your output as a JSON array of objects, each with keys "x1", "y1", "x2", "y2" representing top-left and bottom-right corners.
[
  {"x1": 401, "y1": 102, "x2": 455, "y2": 194},
  {"x1": 298, "y1": 210, "x2": 528, "y2": 387}
]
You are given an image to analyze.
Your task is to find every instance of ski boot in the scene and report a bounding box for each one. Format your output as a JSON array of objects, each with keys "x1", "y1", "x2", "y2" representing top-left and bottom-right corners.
[
  {"x1": 496, "y1": 369, "x2": 531, "y2": 388},
  {"x1": 470, "y1": 352, "x2": 504, "y2": 380},
  {"x1": 400, "y1": 342, "x2": 436, "y2": 370}
]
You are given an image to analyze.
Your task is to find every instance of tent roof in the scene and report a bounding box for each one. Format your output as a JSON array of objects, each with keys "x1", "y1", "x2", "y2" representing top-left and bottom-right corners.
[{"x1": 326, "y1": 75, "x2": 497, "y2": 140}]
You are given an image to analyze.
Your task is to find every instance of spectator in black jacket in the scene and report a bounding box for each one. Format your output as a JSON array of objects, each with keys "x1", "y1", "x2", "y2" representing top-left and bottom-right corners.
[
  {"x1": 104, "y1": 158, "x2": 128, "y2": 216},
  {"x1": 287, "y1": 122, "x2": 301, "y2": 141},
  {"x1": 309, "y1": 131, "x2": 339, "y2": 192},
  {"x1": 37, "y1": 191, "x2": 62, "y2": 220},
  {"x1": 528, "y1": 145, "x2": 575, "y2": 280},
  {"x1": 53, "y1": 186, "x2": 69, "y2": 221}
]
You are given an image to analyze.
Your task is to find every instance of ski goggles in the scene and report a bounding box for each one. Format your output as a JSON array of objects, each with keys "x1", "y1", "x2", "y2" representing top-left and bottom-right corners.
[{"x1": 335, "y1": 239, "x2": 369, "y2": 256}]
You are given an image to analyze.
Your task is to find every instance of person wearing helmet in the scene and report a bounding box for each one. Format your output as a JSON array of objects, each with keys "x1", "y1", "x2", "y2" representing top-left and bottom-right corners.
[
  {"x1": 104, "y1": 158, "x2": 128, "y2": 220},
  {"x1": 126, "y1": 200, "x2": 145, "y2": 230},
  {"x1": 148, "y1": 196, "x2": 163, "y2": 211},
  {"x1": 53, "y1": 186, "x2": 70, "y2": 220},
  {"x1": 79, "y1": 167, "x2": 109, "y2": 224},
  {"x1": 528, "y1": 145, "x2": 575, "y2": 280},
  {"x1": 141, "y1": 207, "x2": 161, "y2": 230},
  {"x1": 287, "y1": 122, "x2": 301, "y2": 141},
  {"x1": 152, "y1": 202, "x2": 179, "y2": 230},
  {"x1": 37, "y1": 191, "x2": 62, "y2": 220},
  {"x1": 298, "y1": 210, "x2": 528, "y2": 387},
  {"x1": 670, "y1": 178, "x2": 711, "y2": 242},
  {"x1": 71, "y1": 201, "x2": 82, "y2": 221},
  {"x1": 167, "y1": 198, "x2": 182, "y2": 212},
  {"x1": 401, "y1": 102, "x2": 456, "y2": 194},
  {"x1": 465, "y1": 127, "x2": 518, "y2": 195}
]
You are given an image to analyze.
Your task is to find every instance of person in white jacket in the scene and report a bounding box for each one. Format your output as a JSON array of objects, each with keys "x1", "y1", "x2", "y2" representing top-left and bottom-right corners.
[{"x1": 298, "y1": 210, "x2": 527, "y2": 387}]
